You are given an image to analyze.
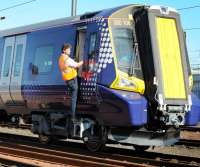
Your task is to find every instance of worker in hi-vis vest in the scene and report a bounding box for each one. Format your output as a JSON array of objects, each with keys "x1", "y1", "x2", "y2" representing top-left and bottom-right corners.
[{"x1": 59, "y1": 43, "x2": 83, "y2": 122}]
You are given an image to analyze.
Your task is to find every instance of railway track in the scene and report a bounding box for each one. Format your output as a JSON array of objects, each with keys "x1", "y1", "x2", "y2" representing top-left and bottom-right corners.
[
  {"x1": 0, "y1": 136, "x2": 150, "y2": 167},
  {"x1": 176, "y1": 139, "x2": 200, "y2": 147},
  {"x1": 0, "y1": 132, "x2": 199, "y2": 167},
  {"x1": 0, "y1": 123, "x2": 31, "y2": 129},
  {"x1": 180, "y1": 125, "x2": 200, "y2": 147},
  {"x1": 0, "y1": 157, "x2": 36, "y2": 167},
  {"x1": 2, "y1": 123, "x2": 200, "y2": 132},
  {"x1": 181, "y1": 126, "x2": 200, "y2": 132}
]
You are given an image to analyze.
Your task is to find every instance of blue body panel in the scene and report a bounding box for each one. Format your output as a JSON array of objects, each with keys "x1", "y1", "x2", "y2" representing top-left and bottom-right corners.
[
  {"x1": 19, "y1": 8, "x2": 121, "y2": 110},
  {"x1": 22, "y1": 25, "x2": 77, "y2": 86},
  {"x1": 97, "y1": 85, "x2": 147, "y2": 126},
  {"x1": 185, "y1": 94, "x2": 200, "y2": 125},
  {"x1": 21, "y1": 25, "x2": 77, "y2": 109}
]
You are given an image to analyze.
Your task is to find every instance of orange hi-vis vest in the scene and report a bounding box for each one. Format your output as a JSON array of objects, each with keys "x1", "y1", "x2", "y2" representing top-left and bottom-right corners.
[{"x1": 59, "y1": 54, "x2": 77, "y2": 81}]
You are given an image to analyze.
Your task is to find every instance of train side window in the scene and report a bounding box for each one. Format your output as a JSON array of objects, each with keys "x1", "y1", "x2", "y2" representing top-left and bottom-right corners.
[
  {"x1": 13, "y1": 44, "x2": 23, "y2": 77},
  {"x1": 88, "y1": 33, "x2": 97, "y2": 72},
  {"x1": 3, "y1": 46, "x2": 12, "y2": 77},
  {"x1": 33, "y1": 45, "x2": 54, "y2": 74},
  {"x1": 88, "y1": 33, "x2": 97, "y2": 59}
]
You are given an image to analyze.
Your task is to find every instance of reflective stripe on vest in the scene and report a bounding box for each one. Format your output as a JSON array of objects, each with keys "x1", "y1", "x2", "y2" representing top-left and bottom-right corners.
[{"x1": 59, "y1": 55, "x2": 77, "y2": 81}]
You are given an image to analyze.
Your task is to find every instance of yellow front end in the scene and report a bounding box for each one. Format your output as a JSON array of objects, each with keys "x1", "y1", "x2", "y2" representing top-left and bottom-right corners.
[
  {"x1": 107, "y1": 6, "x2": 145, "y2": 94},
  {"x1": 156, "y1": 17, "x2": 186, "y2": 100}
]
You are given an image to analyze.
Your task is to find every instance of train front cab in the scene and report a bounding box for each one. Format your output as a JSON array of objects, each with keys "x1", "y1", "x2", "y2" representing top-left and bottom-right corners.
[
  {"x1": 134, "y1": 6, "x2": 193, "y2": 126},
  {"x1": 102, "y1": 5, "x2": 199, "y2": 148}
]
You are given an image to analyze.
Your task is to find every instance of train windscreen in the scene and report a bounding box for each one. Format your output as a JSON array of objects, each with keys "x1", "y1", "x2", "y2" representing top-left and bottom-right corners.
[
  {"x1": 112, "y1": 27, "x2": 143, "y2": 79},
  {"x1": 113, "y1": 28, "x2": 134, "y2": 73}
]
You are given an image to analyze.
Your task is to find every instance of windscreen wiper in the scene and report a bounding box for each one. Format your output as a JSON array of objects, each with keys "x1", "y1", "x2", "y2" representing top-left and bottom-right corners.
[{"x1": 129, "y1": 43, "x2": 138, "y2": 76}]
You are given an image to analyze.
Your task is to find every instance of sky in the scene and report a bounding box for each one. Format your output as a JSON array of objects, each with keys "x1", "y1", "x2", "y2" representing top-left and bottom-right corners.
[{"x1": 0, "y1": 0, "x2": 200, "y2": 65}]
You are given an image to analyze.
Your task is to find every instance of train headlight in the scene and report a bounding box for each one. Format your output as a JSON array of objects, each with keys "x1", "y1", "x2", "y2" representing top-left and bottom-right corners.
[
  {"x1": 116, "y1": 78, "x2": 135, "y2": 88},
  {"x1": 110, "y1": 73, "x2": 145, "y2": 94}
]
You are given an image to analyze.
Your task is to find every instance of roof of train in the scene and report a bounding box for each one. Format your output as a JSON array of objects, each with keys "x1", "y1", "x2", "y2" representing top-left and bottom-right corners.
[
  {"x1": 0, "y1": 4, "x2": 134, "y2": 37},
  {"x1": 0, "y1": 9, "x2": 105, "y2": 37},
  {"x1": 0, "y1": 16, "x2": 82, "y2": 37}
]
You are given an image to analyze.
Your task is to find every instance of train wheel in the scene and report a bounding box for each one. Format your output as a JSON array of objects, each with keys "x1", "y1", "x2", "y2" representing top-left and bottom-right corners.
[
  {"x1": 84, "y1": 137, "x2": 105, "y2": 152},
  {"x1": 133, "y1": 145, "x2": 150, "y2": 151},
  {"x1": 38, "y1": 134, "x2": 52, "y2": 144},
  {"x1": 83, "y1": 128, "x2": 106, "y2": 152}
]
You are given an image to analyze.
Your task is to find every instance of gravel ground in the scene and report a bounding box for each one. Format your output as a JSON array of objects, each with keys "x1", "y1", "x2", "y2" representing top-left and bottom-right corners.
[
  {"x1": 0, "y1": 126, "x2": 199, "y2": 158},
  {"x1": 149, "y1": 145, "x2": 200, "y2": 158},
  {"x1": 0, "y1": 127, "x2": 37, "y2": 137},
  {"x1": 181, "y1": 131, "x2": 200, "y2": 140}
]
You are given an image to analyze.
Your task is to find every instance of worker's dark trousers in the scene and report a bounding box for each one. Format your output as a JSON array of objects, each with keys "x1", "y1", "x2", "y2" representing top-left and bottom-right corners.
[{"x1": 65, "y1": 77, "x2": 78, "y2": 119}]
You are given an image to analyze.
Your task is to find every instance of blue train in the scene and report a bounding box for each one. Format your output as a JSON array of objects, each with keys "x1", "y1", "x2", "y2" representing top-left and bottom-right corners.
[{"x1": 0, "y1": 4, "x2": 200, "y2": 151}]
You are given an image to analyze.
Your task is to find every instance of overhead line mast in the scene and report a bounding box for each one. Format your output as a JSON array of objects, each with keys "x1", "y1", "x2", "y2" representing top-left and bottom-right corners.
[{"x1": 71, "y1": 0, "x2": 77, "y2": 16}]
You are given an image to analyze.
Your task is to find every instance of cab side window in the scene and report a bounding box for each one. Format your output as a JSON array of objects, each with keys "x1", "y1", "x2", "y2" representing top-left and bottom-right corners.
[
  {"x1": 88, "y1": 33, "x2": 97, "y2": 72},
  {"x1": 33, "y1": 45, "x2": 54, "y2": 74}
]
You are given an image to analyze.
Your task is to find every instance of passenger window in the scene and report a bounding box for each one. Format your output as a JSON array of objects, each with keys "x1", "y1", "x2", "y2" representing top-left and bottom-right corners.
[
  {"x1": 88, "y1": 33, "x2": 97, "y2": 72},
  {"x1": 33, "y1": 45, "x2": 54, "y2": 74},
  {"x1": 13, "y1": 44, "x2": 23, "y2": 77},
  {"x1": 3, "y1": 46, "x2": 12, "y2": 77}
]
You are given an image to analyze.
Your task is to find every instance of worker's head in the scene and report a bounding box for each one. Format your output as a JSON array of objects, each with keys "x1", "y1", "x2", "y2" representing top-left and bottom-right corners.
[{"x1": 62, "y1": 43, "x2": 71, "y2": 55}]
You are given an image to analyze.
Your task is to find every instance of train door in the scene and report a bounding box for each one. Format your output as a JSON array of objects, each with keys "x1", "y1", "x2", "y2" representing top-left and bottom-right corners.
[
  {"x1": 75, "y1": 27, "x2": 86, "y2": 77},
  {"x1": 0, "y1": 35, "x2": 26, "y2": 105},
  {"x1": 0, "y1": 37, "x2": 15, "y2": 104},
  {"x1": 75, "y1": 27, "x2": 86, "y2": 104},
  {"x1": 78, "y1": 28, "x2": 98, "y2": 105},
  {"x1": 10, "y1": 35, "x2": 27, "y2": 104}
]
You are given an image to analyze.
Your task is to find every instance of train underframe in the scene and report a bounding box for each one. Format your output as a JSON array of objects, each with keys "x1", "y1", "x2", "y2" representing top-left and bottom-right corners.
[
  {"x1": 0, "y1": 108, "x2": 180, "y2": 152},
  {"x1": 33, "y1": 111, "x2": 180, "y2": 151}
]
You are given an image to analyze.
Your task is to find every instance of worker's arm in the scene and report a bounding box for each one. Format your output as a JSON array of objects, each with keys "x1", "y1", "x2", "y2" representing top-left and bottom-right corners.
[
  {"x1": 67, "y1": 58, "x2": 83, "y2": 68},
  {"x1": 77, "y1": 61, "x2": 83, "y2": 68}
]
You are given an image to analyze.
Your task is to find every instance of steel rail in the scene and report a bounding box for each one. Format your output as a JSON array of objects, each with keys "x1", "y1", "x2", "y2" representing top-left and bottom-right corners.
[
  {"x1": 176, "y1": 139, "x2": 200, "y2": 147},
  {"x1": 0, "y1": 132, "x2": 199, "y2": 167},
  {"x1": 0, "y1": 157, "x2": 36, "y2": 167},
  {"x1": 0, "y1": 139, "x2": 148, "y2": 167},
  {"x1": 181, "y1": 126, "x2": 200, "y2": 132}
]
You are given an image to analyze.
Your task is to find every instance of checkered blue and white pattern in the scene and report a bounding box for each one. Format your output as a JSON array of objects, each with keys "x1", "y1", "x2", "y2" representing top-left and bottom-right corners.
[
  {"x1": 79, "y1": 17, "x2": 114, "y2": 103},
  {"x1": 97, "y1": 18, "x2": 113, "y2": 73}
]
